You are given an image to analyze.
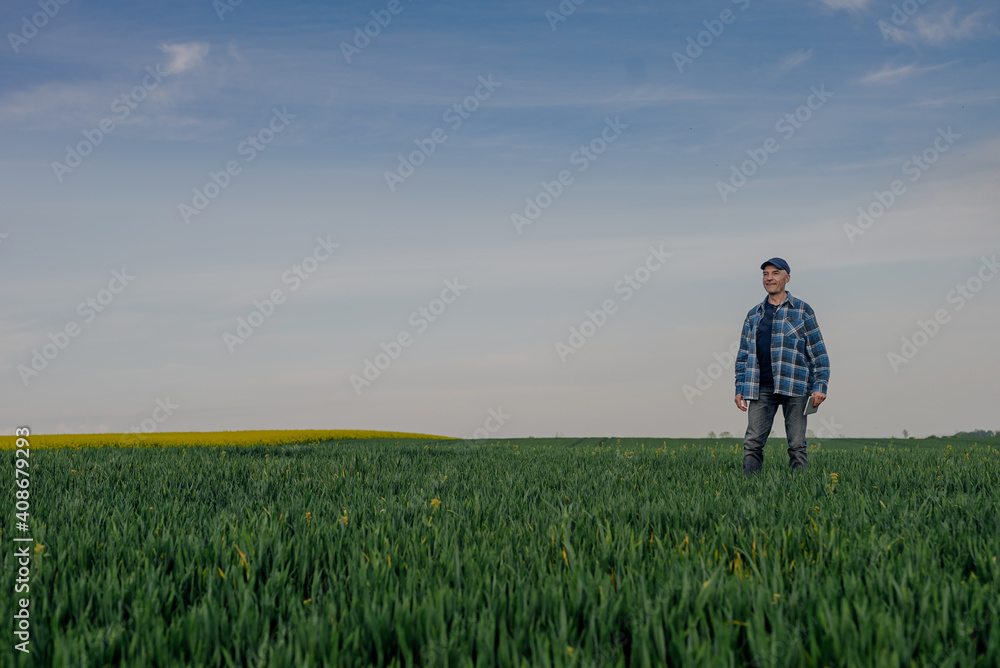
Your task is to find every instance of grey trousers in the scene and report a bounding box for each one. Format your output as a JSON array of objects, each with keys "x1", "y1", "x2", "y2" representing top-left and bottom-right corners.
[{"x1": 742, "y1": 385, "x2": 809, "y2": 474}]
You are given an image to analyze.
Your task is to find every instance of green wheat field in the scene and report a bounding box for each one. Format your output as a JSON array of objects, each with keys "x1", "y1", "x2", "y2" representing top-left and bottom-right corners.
[{"x1": 2, "y1": 435, "x2": 998, "y2": 667}]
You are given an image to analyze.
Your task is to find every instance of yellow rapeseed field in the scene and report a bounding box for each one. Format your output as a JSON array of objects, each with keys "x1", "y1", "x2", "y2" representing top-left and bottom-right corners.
[{"x1": 0, "y1": 429, "x2": 455, "y2": 450}]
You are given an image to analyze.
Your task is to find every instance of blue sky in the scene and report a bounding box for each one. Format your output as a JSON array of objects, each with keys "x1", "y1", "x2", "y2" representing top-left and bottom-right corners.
[{"x1": 2, "y1": 0, "x2": 998, "y2": 438}]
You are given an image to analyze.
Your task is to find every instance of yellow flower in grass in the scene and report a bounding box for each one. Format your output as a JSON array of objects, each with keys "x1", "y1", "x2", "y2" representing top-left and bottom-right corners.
[{"x1": 430, "y1": 498, "x2": 441, "y2": 511}]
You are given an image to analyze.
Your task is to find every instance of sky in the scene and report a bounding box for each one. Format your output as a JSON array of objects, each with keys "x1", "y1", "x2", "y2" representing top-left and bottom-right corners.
[{"x1": 2, "y1": 0, "x2": 998, "y2": 439}]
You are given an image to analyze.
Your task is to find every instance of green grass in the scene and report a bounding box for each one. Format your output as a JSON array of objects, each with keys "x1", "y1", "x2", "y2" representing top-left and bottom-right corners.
[{"x1": 2, "y1": 437, "x2": 998, "y2": 667}]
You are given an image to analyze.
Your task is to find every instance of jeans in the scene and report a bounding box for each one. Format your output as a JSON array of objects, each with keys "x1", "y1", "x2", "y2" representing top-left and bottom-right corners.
[{"x1": 742, "y1": 385, "x2": 809, "y2": 474}]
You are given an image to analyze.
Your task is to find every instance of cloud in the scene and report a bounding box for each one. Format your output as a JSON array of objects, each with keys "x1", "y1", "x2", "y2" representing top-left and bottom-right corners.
[
  {"x1": 159, "y1": 42, "x2": 210, "y2": 75},
  {"x1": 818, "y1": 0, "x2": 870, "y2": 12},
  {"x1": 776, "y1": 49, "x2": 813, "y2": 72},
  {"x1": 858, "y1": 60, "x2": 957, "y2": 84},
  {"x1": 885, "y1": 9, "x2": 993, "y2": 46}
]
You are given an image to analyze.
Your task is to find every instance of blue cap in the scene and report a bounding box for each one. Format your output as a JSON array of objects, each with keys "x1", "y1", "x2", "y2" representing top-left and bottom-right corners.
[{"x1": 760, "y1": 257, "x2": 790, "y2": 274}]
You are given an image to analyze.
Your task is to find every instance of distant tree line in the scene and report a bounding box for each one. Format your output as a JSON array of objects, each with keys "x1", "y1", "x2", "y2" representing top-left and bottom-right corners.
[{"x1": 950, "y1": 429, "x2": 998, "y2": 439}]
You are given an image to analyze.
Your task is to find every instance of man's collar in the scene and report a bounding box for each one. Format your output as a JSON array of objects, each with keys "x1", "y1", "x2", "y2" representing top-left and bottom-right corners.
[{"x1": 757, "y1": 291, "x2": 794, "y2": 312}]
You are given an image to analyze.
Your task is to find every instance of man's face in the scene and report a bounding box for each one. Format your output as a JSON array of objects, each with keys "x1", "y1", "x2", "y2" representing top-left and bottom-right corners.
[{"x1": 762, "y1": 265, "x2": 789, "y2": 294}]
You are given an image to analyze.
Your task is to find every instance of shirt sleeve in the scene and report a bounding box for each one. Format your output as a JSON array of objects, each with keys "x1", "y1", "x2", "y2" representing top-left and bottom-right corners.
[
  {"x1": 803, "y1": 307, "x2": 830, "y2": 394},
  {"x1": 735, "y1": 315, "x2": 750, "y2": 396}
]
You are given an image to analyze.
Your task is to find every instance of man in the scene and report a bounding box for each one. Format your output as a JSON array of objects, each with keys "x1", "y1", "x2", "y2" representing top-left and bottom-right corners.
[{"x1": 734, "y1": 258, "x2": 830, "y2": 474}]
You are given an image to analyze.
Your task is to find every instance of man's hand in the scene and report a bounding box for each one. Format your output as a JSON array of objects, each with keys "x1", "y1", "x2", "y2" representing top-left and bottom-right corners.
[
  {"x1": 811, "y1": 391, "x2": 827, "y2": 408},
  {"x1": 735, "y1": 394, "x2": 747, "y2": 412}
]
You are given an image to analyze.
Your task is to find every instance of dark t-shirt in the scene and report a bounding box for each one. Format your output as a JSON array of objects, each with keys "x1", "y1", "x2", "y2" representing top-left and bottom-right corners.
[{"x1": 756, "y1": 300, "x2": 777, "y2": 389}]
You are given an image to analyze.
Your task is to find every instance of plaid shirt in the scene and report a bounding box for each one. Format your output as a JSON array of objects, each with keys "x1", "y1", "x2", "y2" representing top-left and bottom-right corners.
[{"x1": 735, "y1": 291, "x2": 830, "y2": 400}]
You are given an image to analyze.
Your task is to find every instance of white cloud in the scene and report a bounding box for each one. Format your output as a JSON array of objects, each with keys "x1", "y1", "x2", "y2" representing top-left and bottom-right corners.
[
  {"x1": 886, "y1": 9, "x2": 993, "y2": 46},
  {"x1": 860, "y1": 63, "x2": 917, "y2": 83},
  {"x1": 0, "y1": 42, "x2": 210, "y2": 127},
  {"x1": 859, "y1": 60, "x2": 957, "y2": 84},
  {"x1": 913, "y1": 8, "x2": 990, "y2": 43},
  {"x1": 777, "y1": 49, "x2": 813, "y2": 72},
  {"x1": 159, "y1": 42, "x2": 210, "y2": 75}
]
